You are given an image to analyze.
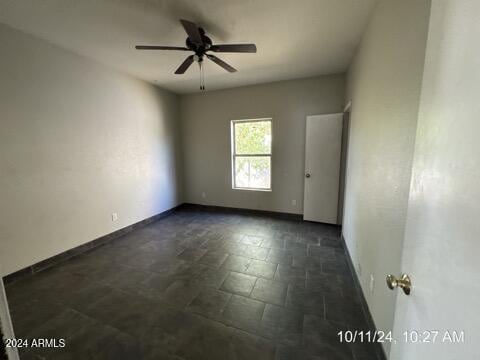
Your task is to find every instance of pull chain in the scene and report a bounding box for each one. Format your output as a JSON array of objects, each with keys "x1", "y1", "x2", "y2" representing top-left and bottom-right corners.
[{"x1": 198, "y1": 61, "x2": 201, "y2": 90}]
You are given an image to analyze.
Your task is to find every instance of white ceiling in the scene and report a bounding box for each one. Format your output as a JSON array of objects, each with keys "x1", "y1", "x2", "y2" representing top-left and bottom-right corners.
[{"x1": 0, "y1": 0, "x2": 376, "y2": 94}]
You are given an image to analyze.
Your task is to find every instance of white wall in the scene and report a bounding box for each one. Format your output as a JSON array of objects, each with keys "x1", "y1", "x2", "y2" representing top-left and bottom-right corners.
[
  {"x1": 180, "y1": 75, "x2": 345, "y2": 214},
  {"x1": 0, "y1": 24, "x2": 182, "y2": 276},
  {"x1": 342, "y1": 0, "x2": 431, "y2": 353}
]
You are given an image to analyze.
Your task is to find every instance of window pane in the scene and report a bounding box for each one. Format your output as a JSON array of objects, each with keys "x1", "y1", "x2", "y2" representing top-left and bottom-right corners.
[
  {"x1": 235, "y1": 156, "x2": 271, "y2": 189},
  {"x1": 235, "y1": 121, "x2": 271, "y2": 155}
]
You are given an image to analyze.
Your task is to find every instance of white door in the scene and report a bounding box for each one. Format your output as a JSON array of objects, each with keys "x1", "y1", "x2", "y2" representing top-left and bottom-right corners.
[
  {"x1": 303, "y1": 113, "x2": 343, "y2": 224},
  {"x1": 389, "y1": 1, "x2": 480, "y2": 359},
  {"x1": 0, "y1": 277, "x2": 19, "y2": 360}
]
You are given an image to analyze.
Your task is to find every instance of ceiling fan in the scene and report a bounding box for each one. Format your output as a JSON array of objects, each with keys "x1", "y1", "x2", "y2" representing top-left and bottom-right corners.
[{"x1": 135, "y1": 19, "x2": 257, "y2": 90}]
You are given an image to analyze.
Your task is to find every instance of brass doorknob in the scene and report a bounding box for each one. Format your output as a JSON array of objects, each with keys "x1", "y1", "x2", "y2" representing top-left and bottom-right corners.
[{"x1": 386, "y1": 274, "x2": 411, "y2": 295}]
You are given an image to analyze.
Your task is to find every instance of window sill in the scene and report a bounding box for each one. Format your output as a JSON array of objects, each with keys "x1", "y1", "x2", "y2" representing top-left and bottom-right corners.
[{"x1": 232, "y1": 187, "x2": 272, "y2": 192}]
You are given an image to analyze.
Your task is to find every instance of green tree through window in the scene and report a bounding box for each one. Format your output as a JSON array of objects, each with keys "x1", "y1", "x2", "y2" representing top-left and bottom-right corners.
[{"x1": 232, "y1": 119, "x2": 272, "y2": 190}]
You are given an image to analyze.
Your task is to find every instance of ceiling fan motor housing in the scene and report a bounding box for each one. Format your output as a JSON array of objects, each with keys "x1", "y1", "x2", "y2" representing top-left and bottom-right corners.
[{"x1": 186, "y1": 30, "x2": 212, "y2": 58}]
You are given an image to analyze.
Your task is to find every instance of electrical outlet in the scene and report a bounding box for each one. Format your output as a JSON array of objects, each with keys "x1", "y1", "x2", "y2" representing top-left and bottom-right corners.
[
  {"x1": 111, "y1": 212, "x2": 118, "y2": 222},
  {"x1": 201, "y1": 192, "x2": 207, "y2": 199},
  {"x1": 291, "y1": 199, "x2": 297, "y2": 206},
  {"x1": 369, "y1": 274, "x2": 375, "y2": 293}
]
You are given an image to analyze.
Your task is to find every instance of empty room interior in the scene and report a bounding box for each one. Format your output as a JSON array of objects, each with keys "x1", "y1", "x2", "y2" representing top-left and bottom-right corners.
[{"x1": 1, "y1": 0, "x2": 479, "y2": 359}]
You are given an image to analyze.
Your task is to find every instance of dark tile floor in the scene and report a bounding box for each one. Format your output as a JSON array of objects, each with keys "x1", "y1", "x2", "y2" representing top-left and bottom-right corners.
[{"x1": 5, "y1": 208, "x2": 378, "y2": 360}]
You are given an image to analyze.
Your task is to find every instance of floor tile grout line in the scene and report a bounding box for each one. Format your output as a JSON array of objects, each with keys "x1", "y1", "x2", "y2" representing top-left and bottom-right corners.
[
  {"x1": 248, "y1": 276, "x2": 260, "y2": 298},
  {"x1": 323, "y1": 294, "x2": 327, "y2": 320}
]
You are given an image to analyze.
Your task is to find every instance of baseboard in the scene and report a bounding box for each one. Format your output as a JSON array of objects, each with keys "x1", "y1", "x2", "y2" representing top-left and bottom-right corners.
[
  {"x1": 3, "y1": 204, "x2": 182, "y2": 286},
  {"x1": 3, "y1": 202, "x2": 300, "y2": 285},
  {"x1": 179, "y1": 203, "x2": 304, "y2": 221},
  {"x1": 341, "y1": 234, "x2": 388, "y2": 360}
]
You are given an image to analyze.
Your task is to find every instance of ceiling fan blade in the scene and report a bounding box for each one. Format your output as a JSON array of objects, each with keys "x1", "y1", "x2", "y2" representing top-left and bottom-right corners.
[
  {"x1": 175, "y1": 55, "x2": 195, "y2": 74},
  {"x1": 210, "y1": 44, "x2": 257, "y2": 53},
  {"x1": 135, "y1": 45, "x2": 189, "y2": 51},
  {"x1": 206, "y1": 54, "x2": 237, "y2": 73},
  {"x1": 180, "y1": 19, "x2": 203, "y2": 45}
]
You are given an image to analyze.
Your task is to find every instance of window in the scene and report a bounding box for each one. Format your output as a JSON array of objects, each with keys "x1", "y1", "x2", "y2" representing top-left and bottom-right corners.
[{"x1": 231, "y1": 119, "x2": 272, "y2": 191}]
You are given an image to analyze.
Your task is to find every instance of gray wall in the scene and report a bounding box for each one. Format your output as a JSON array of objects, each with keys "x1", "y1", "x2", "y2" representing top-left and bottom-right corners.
[
  {"x1": 180, "y1": 75, "x2": 345, "y2": 214},
  {"x1": 0, "y1": 24, "x2": 183, "y2": 276},
  {"x1": 342, "y1": 0, "x2": 431, "y2": 354}
]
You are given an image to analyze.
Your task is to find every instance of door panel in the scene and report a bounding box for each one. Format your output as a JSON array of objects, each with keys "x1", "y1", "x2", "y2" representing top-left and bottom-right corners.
[
  {"x1": 303, "y1": 113, "x2": 343, "y2": 224},
  {"x1": 390, "y1": 1, "x2": 480, "y2": 359},
  {"x1": 0, "y1": 276, "x2": 18, "y2": 360}
]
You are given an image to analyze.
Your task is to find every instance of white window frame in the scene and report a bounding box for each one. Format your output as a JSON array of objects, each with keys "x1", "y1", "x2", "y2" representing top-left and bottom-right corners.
[{"x1": 231, "y1": 118, "x2": 272, "y2": 191}]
